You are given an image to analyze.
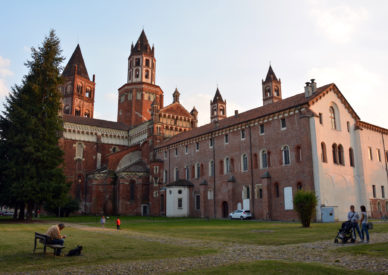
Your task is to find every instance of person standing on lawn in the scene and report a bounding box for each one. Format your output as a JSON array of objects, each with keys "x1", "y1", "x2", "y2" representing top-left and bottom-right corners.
[
  {"x1": 116, "y1": 217, "x2": 121, "y2": 230},
  {"x1": 100, "y1": 216, "x2": 106, "y2": 228},
  {"x1": 347, "y1": 205, "x2": 361, "y2": 240},
  {"x1": 46, "y1": 223, "x2": 66, "y2": 256},
  {"x1": 360, "y1": 205, "x2": 370, "y2": 243}
]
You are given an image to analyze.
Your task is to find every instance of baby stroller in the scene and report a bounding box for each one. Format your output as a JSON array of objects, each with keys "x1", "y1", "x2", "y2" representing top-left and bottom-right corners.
[{"x1": 334, "y1": 221, "x2": 355, "y2": 244}]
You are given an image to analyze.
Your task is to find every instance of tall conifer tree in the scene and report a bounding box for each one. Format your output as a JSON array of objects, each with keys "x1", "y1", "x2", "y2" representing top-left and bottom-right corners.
[{"x1": 0, "y1": 30, "x2": 69, "y2": 220}]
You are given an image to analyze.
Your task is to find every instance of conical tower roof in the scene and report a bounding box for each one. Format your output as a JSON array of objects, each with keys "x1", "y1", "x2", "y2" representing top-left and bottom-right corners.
[
  {"x1": 264, "y1": 65, "x2": 278, "y2": 82},
  {"x1": 212, "y1": 88, "x2": 225, "y2": 104},
  {"x1": 62, "y1": 44, "x2": 90, "y2": 80},
  {"x1": 131, "y1": 30, "x2": 153, "y2": 56}
]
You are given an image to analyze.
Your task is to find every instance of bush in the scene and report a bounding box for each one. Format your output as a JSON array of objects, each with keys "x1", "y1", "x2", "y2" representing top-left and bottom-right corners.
[{"x1": 293, "y1": 190, "x2": 317, "y2": 227}]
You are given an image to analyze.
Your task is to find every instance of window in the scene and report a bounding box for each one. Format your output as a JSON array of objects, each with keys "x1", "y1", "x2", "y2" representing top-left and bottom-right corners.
[
  {"x1": 75, "y1": 108, "x2": 81, "y2": 116},
  {"x1": 329, "y1": 107, "x2": 336, "y2": 130},
  {"x1": 185, "y1": 145, "x2": 188, "y2": 154},
  {"x1": 164, "y1": 151, "x2": 167, "y2": 159},
  {"x1": 284, "y1": 187, "x2": 293, "y2": 210},
  {"x1": 85, "y1": 87, "x2": 91, "y2": 98},
  {"x1": 295, "y1": 146, "x2": 302, "y2": 162},
  {"x1": 209, "y1": 160, "x2": 214, "y2": 177},
  {"x1": 136, "y1": 91, "x2": 141, "y2": 100},
  {"x1": 382, "y1": 186, "x2": 385, "y2": 199},
  {"x1": 338, "y1": 144, "x2": 345, "y2": 165},
  {"x1": 219, "y1": 160, "x2": 224, "y2": 175},
  {"x1": 253, "y1": 153, "x2": 258, "y2": 169},
  {"x1": 175, "y1": 148, "x2": 178, "y2": 156},
  {"x1": 274, "y1": 87, "x2": 280, "y2": 96},
  {"x1": 372, "y1": 185, "x2": 376, "y2": 198},
  {"x1": 281, "y1": 118, "x2": 286, "y2": 129},
  {"x1": 225, "y1": 157, "x2": 230, "y2": 174},
  {"x1": 66, "y1": 84, "x2": 72, "y2": 93},
  {"x1": 209, "y1": 138, "x2": 214, "y2": 148},
  {"x1": 128, "y1": 91, "x2": 132, "y2": 100},
  {"x1": 77, "y1": 84, "x2": 82, "y2": 95},
  {"x1": 319, "y1": 113, "x2": 323, "y2": 124},
  {"x1": 220, "y1": 107, "x2": 225, "y2": 115},
  {"x1": 224, "y1": 134, "x2": 229, "y2": 144},
  {"x1": 282, "y1": 145, "x2": 290, "y2": 165},
  {"x1": 145, "y1": 59, "x2": 150, "y2": 67},
  {"x1": 196, "y1": 142, "x2": 199, "y2": 151},
  {"x1": 177, "y1": 198, "x2": 183, "y2": 209},
  {"x1": 135, "y1": 69, "x2": 140, "y2": 78},
  {"x1": 75, "y1": 142, "x2": 84, "y2": 160},
  {"x1": 259, "y1": 124, "x2": 264, "y2": 135},
  {"x1": 185, "y1": 166, "x2": 190, "y2": 180},
  {"x1": 349, "y1": 148, "x2": 355, "y2": 167},
  {"x1": 195, "y1": 195, "x2": 200, "y2": 210},
  {"x1": 163, "y1": 169, "x2": 167, "y2": 183},
  {"x1": 174, "y1": 167, "x2": 179, "y2": 181},
  {"x1": 332, "y1": 144, "x2": 338, "y2": 164},
  {"x1": 275, "y1": 183, "x2": 279, "y2": 198},
  {"x1": 321, "y1": 142, "x2": 327, "y2": 163},
  {"x1": 64, "y1": 105, "x2": 70, "y2": 114},
  {"x1": 241, "y1": 129, "x2": 246, "y2": 139},
  {"x1": 128, "y1": 70, "x2": 132, "y2": 80},
  {"x1": 259, "y1": 188, "x2": 263, "y2": 199},
  {"x1": 347, "y1": 121, "x2": 350, "y2": 132},
  {"x1": 378, "y1": 201, "x2": 382, "y2": 212},
  {"x1": 377, "y1": 149, "x2": 382, "y2": 162},
  {"x1": 241, "y1": 154, "x2": 248, "y2": 172},
  {"x1": 120, "y1": 95, "x2": 125, "y2": 103},
  {"x1": 154, "y1": 166, "x2": 159, "y2": 175},
  {"x1": 135, "y1": 58, "x2": 140, "y2": 66},
  {"x1": 265, "y1": 87, "x2": 271, "y2": 97},
  {"x1": 129, "y1": 181, "x2": 135, "y2": 200},
  {"x1": 261, "y1": 150, "x2": 268, "y2": 168},
  {"x1": 145, "y1": 69, "x2": 150, "y2": 79},
  {"x1": 196, "y1": 163, "x2": 200, "y2": 179},
  {"x1": 297, "y1": 182, "x2": 302, "y2": 190},
  {"x1": 368, "y1": 147, "x2": 373, "y2": 160}
]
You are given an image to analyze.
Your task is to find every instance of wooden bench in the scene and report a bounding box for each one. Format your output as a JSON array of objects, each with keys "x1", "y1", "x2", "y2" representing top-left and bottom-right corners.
[{"x1": 33, "y1": 232, "x2": 65, "y2": 256}]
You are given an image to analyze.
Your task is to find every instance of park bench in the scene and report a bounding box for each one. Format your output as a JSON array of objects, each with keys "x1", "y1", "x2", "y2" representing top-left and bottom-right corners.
[{"x1": 33, "y1": 232, "x2": 65, "y2": 256}]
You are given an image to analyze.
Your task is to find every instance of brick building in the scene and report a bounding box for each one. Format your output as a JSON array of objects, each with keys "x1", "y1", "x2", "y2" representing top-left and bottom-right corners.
[{"x1": 60, "y1": 31, "x2": 388, "y2": 221}]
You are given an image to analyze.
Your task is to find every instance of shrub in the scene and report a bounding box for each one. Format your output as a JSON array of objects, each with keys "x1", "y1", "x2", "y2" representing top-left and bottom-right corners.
[{"x1": 293, "y1": 190, "x2": 317, "y2": 227}]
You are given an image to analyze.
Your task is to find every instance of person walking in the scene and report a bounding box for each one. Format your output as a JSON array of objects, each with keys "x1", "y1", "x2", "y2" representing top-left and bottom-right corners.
[
  {"x1": 360, "y1": 205, "x2": 369, "y2": 243},
  {"x1": 100, "y1": 216, "x2": 106, "y2": 228},
  {"x1": 347, "y1": 205, "x2": 361, "y2": 240},
  {"x1": 116, "y1": 217, "x2": 121, "y2": 230}
]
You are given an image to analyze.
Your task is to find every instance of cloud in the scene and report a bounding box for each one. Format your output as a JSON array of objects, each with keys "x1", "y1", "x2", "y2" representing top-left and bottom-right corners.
[
  {"x1": 0, "y1": 56, "x2": 13, "y2": 97},
  {"x1": 309, "y1": 2, "x2": 368, "y2": 44}
]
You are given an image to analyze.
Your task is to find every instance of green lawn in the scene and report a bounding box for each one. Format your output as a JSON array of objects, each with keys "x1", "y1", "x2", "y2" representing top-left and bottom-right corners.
[
  {"x1": 336, "y1": 242, "x2": 388, "y2": 258},
  {"x1": 0, "y1": 223, "x2": 216, "y2": 273},
  {"x1": 172, "y1": 260, "x2": 374, "y2": 275},
  {"x1": 30, "y1": 216, "x2": 388, "y2": 246}
]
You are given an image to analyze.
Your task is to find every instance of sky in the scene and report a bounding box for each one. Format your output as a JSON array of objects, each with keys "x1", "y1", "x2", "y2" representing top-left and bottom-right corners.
[{"x1": 0, "y1": 0, "x2": 387, "y2": 128}]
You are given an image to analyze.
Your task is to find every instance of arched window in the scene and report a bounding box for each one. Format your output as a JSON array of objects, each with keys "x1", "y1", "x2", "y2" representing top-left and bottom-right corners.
[
  {"x1": 377, "y1": 201, "x2": 382, "y2": 213},
  {"x1": 145, "y1": 69, "x2": 150, "y2": 79},
  {"x1": 185, "y1": 166, "x2": 190, "y2": 180},
  {"x1": 64, "y1": 105, "x2": 70, "y2": 114},
  {"x1": 85, "y1": 87, "x2": 91, "y2": 98},
  {"x1": 261, "y1": 150, "x2": 268, "y2": 168},
  {"x1": 200, "y1": 163, "x2": 204, "y2": 177},
  {"x1": 265, "y1": 87, "x2": 271, "y2": 97},
  {"x1": 220, "y1": 107, "x2": 224, "y2": 115},
  {"x1": 349, "y1": 148, "x2": 354, "y2": 167},
  {"x1": 129, "y1": 70, "x2": 132, "y2": 80},
  {"x1": 230, "y1": 158, "x2": 235, "y2": 172},
  {"x1": 213, "y1": 106, "x2": 217, "y2": 115},
  {"x1": 274, "y1": 87, "x2": 280, "y2": 96},
  {"x1": 332, "y1": 144, "x2": 338, "y2": 164},
  {"x1": 75, "y1": 142, "x2": 84, "y2": 160},
  {"x1": 282, "y1": 145, "x2": 290, "y2": 165},
  {"x1": 174, "y1": 167, "x2": 179, "y2": 181},
  {"x1": 295, "y1": 146, "x2": 302, "y2": 162},
  {"x1": 321, "y1": 142, "x2": 327, "y2": 163},
  {"x1": 66, "y1": 85, "x2": 72, "y2": 94},
  {"x1": 77, "y1": 84, "x2": 83, "y2": 95},
  {"x1": 274, "y1": 183, "x2": 279, "y2": 198},
  {"x1": 224, "y1": 157, "x2": 230, "y2": 174},
  {"x1": 209, "y1": 160, "x2": 214, "y2": 177},
  {"x1": 196, "y1": 163, "x2": 201, "y2": 179},
  {"x1": 75, "y1": 108, "x2": 81, "y2": 116},
  {"x1": 297, "y1": 182, "x2": 302, "y2": 190},
  {"x1": 241, "y1": 154, "x2": 248, "y2": 172},
  {"x1": 329, "y1": 106, "x2": 336, "y2": 130},
  {"x1": 338, "y1": 144, "x2": 345, "y2": 165},
  {"x1": 253, "y1": 153, "x2": 258, "y2": 169},
  {"x1": 84, "y1": 110, "x2": 90, "y2": 118},
  {"x1": 219, "y1": 160, "x2": 224, "y2": 175},
  {"x1": 135, "y1": 68, "x2": 140, "y2": 78}
]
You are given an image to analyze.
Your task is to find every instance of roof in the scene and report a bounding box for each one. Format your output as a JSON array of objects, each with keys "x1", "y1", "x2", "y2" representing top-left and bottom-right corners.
[
  {"x1": 63, "y1": 115, "x2": 130, "y2": 131},
  {"x1": 160, "y1": 102, "x2": 192, "y2": 118},
  {"x1": 166, "y1": 179, "x2": 194, "y2": 187},
  {"x1": 356, "y1": 121, "x2": 388, "y2": 135},
  {"x1": 212, "y1": 88, "x2": 225, "y2": 104},
  {"x1": 131, "y1": 30, "x2": 153, "y2": 56},
  {"x1": 117, "y1": 160, "x2": 149, "y2": 173},
  {"x1": 264, "y1": 65, "x2": 278, "y2": 82},
  {"x1": 156, "y1": 84, "x2": 333, "y2": 148},
  {"x1": 62, "y1": 44, "x2": 90, "y2": 80}
]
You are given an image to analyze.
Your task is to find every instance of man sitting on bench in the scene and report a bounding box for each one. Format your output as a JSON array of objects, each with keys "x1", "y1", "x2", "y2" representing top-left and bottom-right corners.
[{"x1": 46, "y1": 223, "x2": 67, "y2": 256}]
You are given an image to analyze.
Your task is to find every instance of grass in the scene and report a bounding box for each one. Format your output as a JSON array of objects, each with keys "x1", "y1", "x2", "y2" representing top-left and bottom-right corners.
[
  {"x1": 171, "y1": 260, "x2": 375, "y2": 275},
  {"x1": 336, "y1": 242, "x2": 388, "y2": 258},
  {"x1": 28, "y1": 215, "x2": 388, "y2": 246},
  {"x1": 0, "y1": 223, "x2": 216, "y2": 273}
]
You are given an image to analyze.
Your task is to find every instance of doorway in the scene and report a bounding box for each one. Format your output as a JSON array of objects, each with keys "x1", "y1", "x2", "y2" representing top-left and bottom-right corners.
[
  {"x1": 141, "y1": 204, "x2": 149, "y2": 216},
  {"x1": 222, "y1": 201, "x2": 229, "y2": 218}
]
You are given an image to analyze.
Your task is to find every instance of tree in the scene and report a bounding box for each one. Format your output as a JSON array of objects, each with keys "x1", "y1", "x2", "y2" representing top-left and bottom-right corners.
[
  {"x1": 0, "y1": 30, "x2": 69, "y2": 220},
  {"x1": 293, "y1": 190, "x2": 317, "y2": 227}
]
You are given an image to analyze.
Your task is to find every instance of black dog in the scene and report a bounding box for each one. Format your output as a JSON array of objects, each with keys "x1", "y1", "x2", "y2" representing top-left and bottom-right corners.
[{"x1": 66, "y1": 245, "x2": 83, "y2": 256}]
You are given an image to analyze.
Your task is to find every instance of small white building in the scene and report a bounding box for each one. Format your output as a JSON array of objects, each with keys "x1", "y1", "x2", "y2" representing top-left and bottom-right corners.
[{"x1": 166, "y1": 180, "x2": 193, "y2": 217}]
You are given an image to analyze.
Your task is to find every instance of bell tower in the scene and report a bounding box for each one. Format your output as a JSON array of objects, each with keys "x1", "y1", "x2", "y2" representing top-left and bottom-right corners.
[
  {"x1": 210, "y1": 88, "x2": 226, "y2": 122},
  {"x1": 262, "y1": 65, "x2": 282, "y2": 106}
]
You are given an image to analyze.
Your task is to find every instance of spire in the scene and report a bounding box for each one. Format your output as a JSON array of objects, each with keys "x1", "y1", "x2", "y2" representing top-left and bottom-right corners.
[
  {"x1": 212, "y1": 88, "x2": 225, "y2": 104},
  {"x1": 173, "y1": 88, "x2": 180, "y2": 103},
  {"x1": 264, "y1": 65, "x2": 278, "y2": 82},
  {"x1": 131, "y1": 30, "x2": 153, "y2": 56},
  {"x1": 62, "y1": 44, "x2": 90, "y2": 80}
]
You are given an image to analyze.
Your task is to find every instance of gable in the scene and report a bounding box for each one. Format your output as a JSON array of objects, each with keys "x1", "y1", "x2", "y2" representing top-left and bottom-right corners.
[{"x1": 160, "y1": 102, "x2": 192, "y2": 118}]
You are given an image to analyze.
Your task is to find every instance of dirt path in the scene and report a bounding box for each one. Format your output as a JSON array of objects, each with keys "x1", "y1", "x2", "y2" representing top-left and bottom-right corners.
[{"x1": 11, "y1": 223, "x2": 388, "y2": 274}]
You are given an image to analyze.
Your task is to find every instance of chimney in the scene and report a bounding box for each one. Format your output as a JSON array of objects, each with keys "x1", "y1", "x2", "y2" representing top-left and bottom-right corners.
[
  {"x1": 234, "y1": 110, "x2": 239, "y2": 117},
  {"x1": 310, "y1": 79, "x2": 317, "y2": 93},
  {"x1": 304, "y1": 82, "x2": 312, "y2": 98}
]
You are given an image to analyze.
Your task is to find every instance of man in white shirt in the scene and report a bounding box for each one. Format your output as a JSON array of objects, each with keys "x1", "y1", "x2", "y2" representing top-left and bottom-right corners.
[{"x1": 347, "y1": 205, "x2": 361, "y2": 240}]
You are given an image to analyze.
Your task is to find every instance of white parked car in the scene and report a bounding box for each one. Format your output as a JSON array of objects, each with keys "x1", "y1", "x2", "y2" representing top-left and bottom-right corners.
[{"x1": 229, "y1": 209, "x2": 252, "y2": 220}]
